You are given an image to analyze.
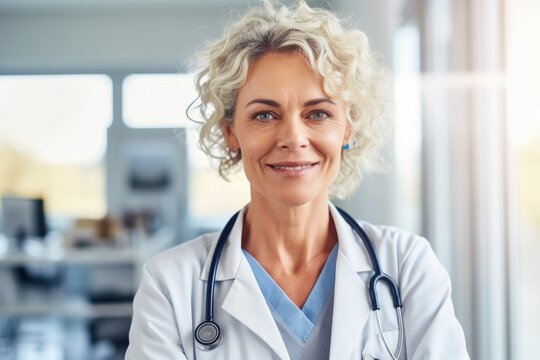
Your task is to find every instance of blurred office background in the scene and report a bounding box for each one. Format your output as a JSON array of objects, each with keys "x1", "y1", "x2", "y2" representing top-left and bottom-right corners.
[{"x1": 0, "y1": 0, "x2": 538, "y2": 359}]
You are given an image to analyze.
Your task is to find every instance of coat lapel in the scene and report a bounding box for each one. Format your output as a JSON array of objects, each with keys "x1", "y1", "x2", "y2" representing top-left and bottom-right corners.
[
  {"x1": 329, "y1": 252, "x2": 372, "y2": 360},
  {"x1": 221, "y1": 256, "x2": 290, "y2": 360},
  {"x1": 328, "y1": 204, "x2": 374, "y2": 360}
]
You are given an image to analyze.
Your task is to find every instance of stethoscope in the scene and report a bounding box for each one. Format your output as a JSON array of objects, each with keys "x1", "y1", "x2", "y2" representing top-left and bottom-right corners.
[{"x1": 194, "y1": 207, "x2": 404, "y2": 360}]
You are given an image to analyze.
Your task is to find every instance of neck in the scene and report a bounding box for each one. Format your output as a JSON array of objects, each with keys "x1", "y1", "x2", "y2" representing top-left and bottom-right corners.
[{"x1": 242, "y1": 194, "x2": 337, "y2": 273}]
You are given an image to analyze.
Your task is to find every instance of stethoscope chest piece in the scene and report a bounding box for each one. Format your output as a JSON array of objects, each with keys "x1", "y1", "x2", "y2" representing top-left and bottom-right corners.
[{"x1": 195, "y1": 321, "x2": 223, "y2": 350}]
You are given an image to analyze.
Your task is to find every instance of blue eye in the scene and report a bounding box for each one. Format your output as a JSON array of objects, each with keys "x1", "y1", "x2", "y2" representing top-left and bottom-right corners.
[
  {"x1": 309, "y1": 110, "x2": 331, "y2": 120},
  {"x1": 253, "y1": 112, "x2": 275, "y2": 121}
]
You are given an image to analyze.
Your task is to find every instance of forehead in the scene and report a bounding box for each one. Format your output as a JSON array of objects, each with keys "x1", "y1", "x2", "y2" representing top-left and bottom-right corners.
[{"x1": 237, "y1": 51, "x2": 327, "y2": 103}]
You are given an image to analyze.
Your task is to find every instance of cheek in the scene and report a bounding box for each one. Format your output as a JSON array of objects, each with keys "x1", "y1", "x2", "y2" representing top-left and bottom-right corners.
[
  {"x1": 320, "y1": 125, "x2": 348, "y2": 151},
  {"x1": 238, "y1": 132, "x2": 263, "y2": 152},
  {"x1": 235, "y1": 122, "x2": 274, "y2": 147},
  {"x1": 236, "y1": 130, "x2": 272, "y2": 166}
]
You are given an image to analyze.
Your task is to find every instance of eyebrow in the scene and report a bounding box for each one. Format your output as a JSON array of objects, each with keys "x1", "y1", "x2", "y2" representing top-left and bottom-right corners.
[
  {"x1": 304, "y1": 98, "x2": 336, "y2": 107},
  {"x1": 245, "y1": 99, "x2": 280, "y2": 108},
  {"x1": 245, "y1": 98, "x2": 336, "y2": 108}
]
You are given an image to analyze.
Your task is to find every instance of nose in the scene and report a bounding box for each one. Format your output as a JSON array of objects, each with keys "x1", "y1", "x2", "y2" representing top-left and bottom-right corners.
[{"x1": 276, "y1": 115, "x2": 309, "y2": 151}]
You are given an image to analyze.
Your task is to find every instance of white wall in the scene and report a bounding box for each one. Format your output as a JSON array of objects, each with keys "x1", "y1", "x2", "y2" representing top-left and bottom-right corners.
[{"x1": 0, "y1": 5, "x2": 233, "y2": 73}]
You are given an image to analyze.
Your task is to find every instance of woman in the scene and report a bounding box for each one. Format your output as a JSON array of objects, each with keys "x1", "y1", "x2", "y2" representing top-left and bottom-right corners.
[{"x1": 126, "y1": 1, "x2": 469, "y2": 359}]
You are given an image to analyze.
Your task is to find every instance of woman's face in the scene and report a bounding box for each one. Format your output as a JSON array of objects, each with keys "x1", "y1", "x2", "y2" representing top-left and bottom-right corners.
[{"x1": 224, "y1": 51, "x2": 350, "y2": 207}]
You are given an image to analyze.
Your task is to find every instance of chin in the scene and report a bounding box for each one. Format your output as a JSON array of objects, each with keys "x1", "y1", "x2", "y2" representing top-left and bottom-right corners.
[{"x1": 269, "y1": 187, "x2": 328, "y2": 207}]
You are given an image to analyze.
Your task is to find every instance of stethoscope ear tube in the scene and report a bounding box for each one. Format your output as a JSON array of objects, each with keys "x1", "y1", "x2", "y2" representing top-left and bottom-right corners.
[
  {"x1": 337, "y1": 207, "x2": 404, "y2": 360},
  {"x1": 369, "y1": 273, "x2": 403, "y2": 310},
  {"x1": 336, "y1": 207, "x2": 402, "y2": 311}
]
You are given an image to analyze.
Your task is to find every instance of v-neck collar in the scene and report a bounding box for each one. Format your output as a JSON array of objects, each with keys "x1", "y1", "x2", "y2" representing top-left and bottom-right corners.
[{"x1": 242, "y1": 245, "x2": 338, "y2": 343}]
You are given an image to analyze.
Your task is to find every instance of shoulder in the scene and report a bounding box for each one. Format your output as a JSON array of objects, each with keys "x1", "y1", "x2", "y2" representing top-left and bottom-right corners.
[
  {"x1": 143, "y1": 232, "x2": 218, "y2": 291},
  {"x1": 358, "y1": 222, "x2": 429, "y2": 263},
  {"x1": 147, "y1": 232, "x2": 217, "y2": 268},
  {"x1": 354, "y1": 221, "x2": 445, "y2": 283}
]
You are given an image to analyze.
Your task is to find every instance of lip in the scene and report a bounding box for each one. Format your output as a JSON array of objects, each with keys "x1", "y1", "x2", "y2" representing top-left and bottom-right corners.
[{"x1": 267, "y1": 161, "x2": 319, "y2": 177}]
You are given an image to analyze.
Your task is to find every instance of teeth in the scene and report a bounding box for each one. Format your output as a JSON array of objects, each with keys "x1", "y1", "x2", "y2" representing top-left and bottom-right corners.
[{"x1": 273, "y1": 165, "x2": 312, "y2": 171}]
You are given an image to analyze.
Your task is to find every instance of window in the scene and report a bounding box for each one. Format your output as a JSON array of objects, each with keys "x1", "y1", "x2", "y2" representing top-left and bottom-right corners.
[
  {"x1": 393, "y1": 25, "x2": 422, "y2": 234},
  {"x1": 122, "y1": 73, "x2": 197, "y2": 129},
  {"x1": 0, "y1": 75, "x2": 112, "y2": 219},
  {"x1": 507, "y1": 0, "x2": 540, "y2": 356}
]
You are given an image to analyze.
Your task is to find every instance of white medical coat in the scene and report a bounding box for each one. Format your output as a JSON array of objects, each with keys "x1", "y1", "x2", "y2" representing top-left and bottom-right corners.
[{"x1": 126, "y1": 205, "x2": 469, "y2": 359}]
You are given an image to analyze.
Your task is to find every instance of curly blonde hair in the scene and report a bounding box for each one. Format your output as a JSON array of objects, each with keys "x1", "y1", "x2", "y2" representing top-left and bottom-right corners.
[{"x1": 192, "y1": 0, "x2": 389, "y2": 198}]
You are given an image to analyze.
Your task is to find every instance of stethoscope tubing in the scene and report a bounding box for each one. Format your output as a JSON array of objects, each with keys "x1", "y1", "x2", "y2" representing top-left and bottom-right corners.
[
  {"x1": 197, "y1": 206, "x2": 404, "y2": 358},
  {"x1": 336, "y1": 208, "x2": 402, "y2": 310},
  {"x1": 204, "y1": 211, "x2": 240, "y2": 322}
]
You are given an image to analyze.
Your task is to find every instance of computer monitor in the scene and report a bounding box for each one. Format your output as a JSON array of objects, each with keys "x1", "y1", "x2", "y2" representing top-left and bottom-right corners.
[{"x1": 1, "y1": 197, "x2": 47, "y2": 240}]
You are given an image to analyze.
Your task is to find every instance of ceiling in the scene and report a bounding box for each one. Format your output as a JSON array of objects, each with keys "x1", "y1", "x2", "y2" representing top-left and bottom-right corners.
[{"x1": 0, "y1": 0, "x2": 253, "y2": 11}]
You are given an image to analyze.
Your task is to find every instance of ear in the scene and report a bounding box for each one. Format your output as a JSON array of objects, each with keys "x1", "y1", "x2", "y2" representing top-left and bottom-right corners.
[{"x1": 222, "y1": 119, "x2": 240, "y2": 152}]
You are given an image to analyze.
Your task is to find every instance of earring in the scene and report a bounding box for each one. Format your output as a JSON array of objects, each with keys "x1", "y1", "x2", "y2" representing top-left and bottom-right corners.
[{"x1": 342, "y1": 143, "x2": 350, "y2": 150}]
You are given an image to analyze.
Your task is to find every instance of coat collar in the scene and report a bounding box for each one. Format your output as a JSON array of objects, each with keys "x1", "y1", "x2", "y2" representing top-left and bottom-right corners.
[
  {"x1": 199, "y1": 207, "x2": 246, "y2": 282},
  {"x1": 329, "y1": 203, "x2": 373, "y2": 272},
  {"x1": 199, "y1": 203, "x2": 373, "y2": 281}
]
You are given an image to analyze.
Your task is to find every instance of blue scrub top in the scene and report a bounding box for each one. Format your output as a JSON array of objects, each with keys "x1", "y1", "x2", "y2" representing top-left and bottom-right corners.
[{"x1": 243, "y1": 245, "x2": 338, "y2": 342}]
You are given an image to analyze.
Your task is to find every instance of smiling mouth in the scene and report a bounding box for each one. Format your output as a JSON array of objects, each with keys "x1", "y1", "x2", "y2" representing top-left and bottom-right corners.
[
  {"x1": 271, "y1": 164, "x2": 315, "y2": 171},
  {"x1": 267, "y1": 162, "x2": 318, "y2": 175}
]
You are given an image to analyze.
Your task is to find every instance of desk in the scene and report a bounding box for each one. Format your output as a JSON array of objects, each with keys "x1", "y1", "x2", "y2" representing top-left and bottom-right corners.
[
  {"x1": 0, "y1": 227, "x2": 175, "y2": 318},
  {"x1": 0, "y1": 227, "x2": 176, "y2": 359}
]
